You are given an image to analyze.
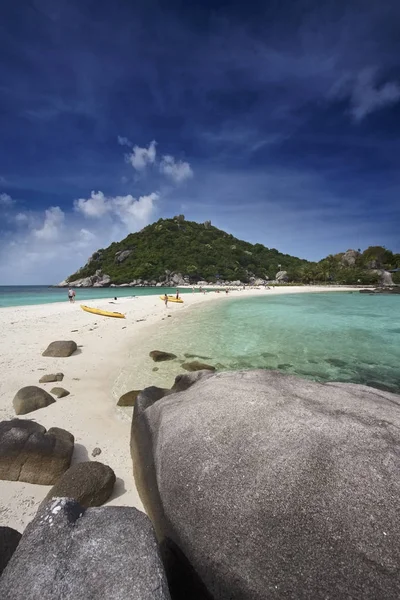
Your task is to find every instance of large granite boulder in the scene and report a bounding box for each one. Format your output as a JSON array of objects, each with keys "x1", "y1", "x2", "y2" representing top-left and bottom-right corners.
[
  {"x1": 42, "y1": 341, "x2": 77, "y2": 357},
  {"x1": 0, "y1": 526, "x2": 21, "y2": 576},
  {"x1": 341, "y1": 249, "x2": 361, "y2": 266},
  {"x1": 0, "y1": 499, "x2": 170, "y2": 600},
  {"x1": 275, "y1": 270, "x2": 288, "y2": 282},
  {"x1": 0, "y1": 420, "x2": 74, "y2": 485},
  {"x1": 13, "y1": 386, "x2": 55, "y2": 415},
  {"x1": 115, "y1": 249, "x2": 132, "y2": 263},
  {"x1": 44, "y1": 461, "x2": 116, "y2": 508},
  {"x1": 131, "y1": 370, "x2": 400, "y2": 599}
]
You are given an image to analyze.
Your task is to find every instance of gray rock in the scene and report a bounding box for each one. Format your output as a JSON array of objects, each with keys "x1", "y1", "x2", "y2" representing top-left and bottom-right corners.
[
  {"x1": 44, "y1": 461, "x2": 116, "y2": 508},
  {"x1": 115, "y1": 249, "x2": 132, "y2": 263},
  {"x1": 171, "y1": 370, "x2": 214, "y2": 393},
  {"x1": 117, "y1": 390, "x2": 141, "y2": 407},
  {"x1": 0, "y1": 499, "x2": 170, "y2": 600},
  {"x1": 149, "y1": 350, "x2": 177, "y2": 362},
  {"x1": 131, "y1": 370, "x2": 400, "y2": 600},
  {"x1": 50, "y1": 387, "x2": 70, "y2": 399},
  {"x1": 91, "y1": 447, "x2": 102, "y2": 457},
  {"x1": 181, "y1": 361, "x2": 216, "y2": 372},
  {"x1": 0, "y1": 526, "x2": 21, "y2": 576},
  {"x1": 275, "y1": 270, "x2": 288, "y2": 282},
  {"x1": 13, "y1": 386, "x2": 56, "y2": 415},
  {"x1": 39, "y1": 373, "x2": 64, "y2": 383},
  {"x1": 341, "y1": 249, "x2": 361, "y2": 267},
  {"x1": 0, "y1": 420, "x2": 74, "y2": 484},
  {"x1": 42, "y1": 341, "x2": 77, "y2": 357}
]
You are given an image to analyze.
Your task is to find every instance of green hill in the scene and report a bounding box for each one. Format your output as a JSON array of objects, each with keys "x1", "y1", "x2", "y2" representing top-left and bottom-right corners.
[{"x1": 67, "y1": 215, "x2": 309, "y2": 284}]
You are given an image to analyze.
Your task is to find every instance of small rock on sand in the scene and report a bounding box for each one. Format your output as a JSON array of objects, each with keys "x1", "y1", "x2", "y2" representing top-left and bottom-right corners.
[
  {"x1": 13, "y1": 386, "x2": 56, "y2": 415},
  {"x1": 39, "y1": 373, "x2": 64, "y2": 383},
  {"x1": 117, "y1": 390, "x2": 141, "y2": 407},
  {"x1": 149, "y1": 350, "x2": 177, "y2": 362},
  {"x1": 50, "y1": 387, "x2": 70, "y2": 399},
  {"x1": 42, "y1": 341, "x2": 77, "y2": 357},
  {"x1": 92, "y1": 447, "x2": 102, "y2": 457}
]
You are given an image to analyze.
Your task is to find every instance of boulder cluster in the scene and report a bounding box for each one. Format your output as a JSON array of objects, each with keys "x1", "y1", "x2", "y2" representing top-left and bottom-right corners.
[{"x1": 2, "y1": 369, "x2": 400, "y2": 599}]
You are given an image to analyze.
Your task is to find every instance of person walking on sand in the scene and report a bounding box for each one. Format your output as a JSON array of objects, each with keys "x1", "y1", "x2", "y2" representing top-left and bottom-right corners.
[
  {"x1": 164, "y1": 293, "x2": 168, "y2": 307},
  {"x1": 68, "y1": 288, "x2": 76, "y2": 303}
]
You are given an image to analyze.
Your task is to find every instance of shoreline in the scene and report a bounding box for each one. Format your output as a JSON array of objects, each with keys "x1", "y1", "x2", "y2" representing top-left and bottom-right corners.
[{"x1": 0, "y1": 285, "x2": 356, "y2": 531}]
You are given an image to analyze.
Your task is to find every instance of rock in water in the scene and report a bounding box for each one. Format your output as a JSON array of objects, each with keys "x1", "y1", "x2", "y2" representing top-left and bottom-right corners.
[
  {"x1": 0, "y1": 500, "x2": 170, "y2": 600},
  {"x1": 44, "y1": 461, "x2": 116, "y2": 508},
  {"x1": 117, "y1": 390, "x2": 141, "y2": 406},
  {"x1": 0, "y1": 527, "x2": 21, "y2": 576},
  {"x1": 50, "y1": 387, "x2": 70, "y2": 398},
  {"x1": 13, "y1": 386, "x2": 56, "y2": 415},
  {"x1": 39, "y1": 373, "x2": 64, "y2": 383},
  {"x1": 181, "y1": 361, "x2": 216, "y2": 372},
  {"x1": 149, "y1": 350, "x2": 177, "y2": 362},
  {"x1": 131, "y1": 370, "x2": 400, "y2": 600},
  {"x1": 42, "y1": 341, "x2": 77, "y2": 357},
  {"x1": 0, "y1": 420, "x2": 74, "y2": 485}
]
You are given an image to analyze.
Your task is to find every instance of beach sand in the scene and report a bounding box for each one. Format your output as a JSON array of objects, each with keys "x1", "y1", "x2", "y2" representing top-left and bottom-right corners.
[{"x1": 0, "y1": 285, "x2": 356, "y2": 531}]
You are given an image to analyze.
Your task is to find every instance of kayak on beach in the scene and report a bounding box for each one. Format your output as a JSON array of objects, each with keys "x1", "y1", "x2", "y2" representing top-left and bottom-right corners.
[
  {"x1": 160, "y1": 296, "x2": 184, "y2": 303},
  {"x1": 80, "y1": 305, "x2": 126, "y2": 318}
]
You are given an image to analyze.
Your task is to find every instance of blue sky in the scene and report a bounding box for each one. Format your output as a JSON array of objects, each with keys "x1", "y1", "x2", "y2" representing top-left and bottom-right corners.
[{"x1": 0, "y1": 0, "x2": 399, "y2": 283}]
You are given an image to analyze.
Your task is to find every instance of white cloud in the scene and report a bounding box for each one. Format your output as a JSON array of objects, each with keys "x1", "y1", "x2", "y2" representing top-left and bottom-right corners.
[
  {"x1": 126, "y1": 140, "x2": 157, "y2": 171},
  {"x1": 33, "y1": 206, "x2": 65, "y2": 241},
  {"x1": 160, "y1": 155, "x2": 193, "y2": 183},
  {"x1": 74, "y1": 191, "x2": 110, "y2": 218},
  {"x1": 74, "y1": 190, "x2": 158, "y2": 228},
  {"x1": 334, "y1": 68, "x2": 400, "y2": 122},
  {"x1": 117, "y1": 135, "x2": 132, "y2": 147},
  {"x1": 0, "y1": 193, "x2": 14, "y2": 206}
]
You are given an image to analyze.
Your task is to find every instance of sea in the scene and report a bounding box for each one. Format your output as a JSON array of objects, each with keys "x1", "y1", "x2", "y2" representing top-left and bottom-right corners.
[
  {"x1": 120, "y1": 291, "x2": 400, "y2": 395},
  {"x1": 2, "y1": 287, "x2": 399, "y2": 394},
  {"x1": 0, "y1": 285, "x2": 192, "y2": 308}
]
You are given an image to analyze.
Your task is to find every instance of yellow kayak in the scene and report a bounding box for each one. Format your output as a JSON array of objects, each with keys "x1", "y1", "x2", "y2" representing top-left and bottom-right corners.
[
  {"x1": 159, "y1": 295, "x2": 184, "y2": 303},
  {"x1": 80, "y1": 305, "x2": 125, "y2": 318}
]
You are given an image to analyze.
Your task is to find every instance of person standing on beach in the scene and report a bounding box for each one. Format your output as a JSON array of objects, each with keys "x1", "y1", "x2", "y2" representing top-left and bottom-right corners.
[
  {"x1": 68, "y1": 288, "x2": 76, "y2": 303},
  {"x1": 176, "y1": 288, "x2": 180, "y2": 300},
  {"x1": 164, "y1": 293, "x2": 168, "y2": 307}
]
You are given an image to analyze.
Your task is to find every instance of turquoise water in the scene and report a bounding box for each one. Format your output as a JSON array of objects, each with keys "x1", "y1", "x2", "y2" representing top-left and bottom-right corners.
[
  {"x1": 0, "y1": 285, "x2": 196, "y2": 308},
  {"x1": 133, "y1": 292, "x2": 400, "y2": 394}
]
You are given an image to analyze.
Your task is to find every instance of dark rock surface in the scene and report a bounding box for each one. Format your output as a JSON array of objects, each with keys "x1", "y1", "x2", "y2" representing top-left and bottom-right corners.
[
  {"x1": 149, "y1": 350, "x2": 177, "y2": 362},
  {"x1": 0, "y1": 420, "x2": 74, "y2": 485},
  {"x1": 44, "y1": 461, "x2": 116, "y2": 508},
  {"x1": 39, "y1": 373, "x2": 64, "y2": 383},
  {"x1": 0, "y1": 499, "x2": 170, "y2": 599},
  {"x1": 50, "y1": 387, "x2": 70, "y2": 398},
  {"x1": 0, "y1": 527, "x2": 21, "y2": 576},
  {"x1": 181, "y1": 361, "x2": 216, "y2": 372},
  {"x1": 13, "y1": 386, "x2": 55, "y2": 415},
  {"x1": 42, "y1": 341, "x2": 77, "y2": 357},
  {"x1": 117, "y1": 390, "x2": 141, "y2": 406},
  {"x1": 131, "y1": 369, "x2": 400, "y2": 600}
]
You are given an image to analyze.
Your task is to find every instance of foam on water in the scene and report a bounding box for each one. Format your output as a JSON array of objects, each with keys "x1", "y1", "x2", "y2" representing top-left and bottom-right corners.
[{"x1": 122, "y1": 292, "x2": 400, "y2": 394}]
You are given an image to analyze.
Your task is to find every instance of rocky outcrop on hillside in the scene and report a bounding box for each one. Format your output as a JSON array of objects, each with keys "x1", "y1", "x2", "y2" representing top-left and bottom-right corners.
[
  {"x1": 57, "y1": 269, "x2": 111, "y2": 288},
  {"x1": 341, "y1": 249, "x2": 361, "y2": 266},
  {"x1": 131, "y1": 369, "x2": 400, "y2": 600}
]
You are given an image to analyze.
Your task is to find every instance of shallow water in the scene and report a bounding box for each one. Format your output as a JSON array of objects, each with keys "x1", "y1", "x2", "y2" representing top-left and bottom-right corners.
[{"x1": 124, "y1": 292, "x2": 400, "y2": 394}]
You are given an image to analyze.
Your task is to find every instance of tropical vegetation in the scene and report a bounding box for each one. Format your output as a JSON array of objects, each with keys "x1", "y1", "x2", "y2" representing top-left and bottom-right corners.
[{"x1": 67, "y1": 216, "x2": 400, "y2": 285}]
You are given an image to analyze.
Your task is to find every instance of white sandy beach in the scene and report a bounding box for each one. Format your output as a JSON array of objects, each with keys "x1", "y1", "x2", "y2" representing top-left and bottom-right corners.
[{"x1": 0, "y1": 285, "x2": 356, "y2": 531}]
